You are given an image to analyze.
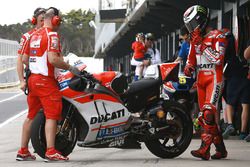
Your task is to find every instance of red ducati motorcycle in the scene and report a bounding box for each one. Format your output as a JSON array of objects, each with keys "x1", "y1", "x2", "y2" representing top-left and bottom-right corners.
[{"x1": 31, "y1": 61, "x2": 193, "y2": 159}]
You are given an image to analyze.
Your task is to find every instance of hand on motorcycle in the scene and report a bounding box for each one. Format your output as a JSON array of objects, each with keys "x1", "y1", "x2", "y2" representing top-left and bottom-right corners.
[
  {"x1": 69, "y1": 65, "x2": 81, "y2": 77},
  {"x1": 80, "y1": 70, "x2": 100, "y2": 84},
  {"x1": 184, "y1": 64, "x2": 195, "y2": 77}
]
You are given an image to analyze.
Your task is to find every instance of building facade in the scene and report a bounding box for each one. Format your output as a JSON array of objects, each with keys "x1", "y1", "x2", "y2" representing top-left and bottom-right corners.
[{"x1": 95, "y1": 0, "x2": 250, "y2": 76}]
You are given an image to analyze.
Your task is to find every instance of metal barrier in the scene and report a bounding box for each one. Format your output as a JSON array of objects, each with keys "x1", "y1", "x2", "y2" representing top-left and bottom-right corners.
[
  {"x1": 0, "y1": 38, "x2": 19, "y2": 87},
  {"x1": 0, "y1": 56, "x2": 18, "y2": 87},
  {"x1": 0, "y1": 56, "x2": 17, "y2": 71}
]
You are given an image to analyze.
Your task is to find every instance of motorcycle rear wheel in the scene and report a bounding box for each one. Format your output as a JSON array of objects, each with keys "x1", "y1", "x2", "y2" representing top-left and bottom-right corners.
[
  {"x1": 145, "y1": 101, "x2": 193, "y2": 158},
  {"x1": 31, "y1": 110, "x2": 78, "y2": 158}
]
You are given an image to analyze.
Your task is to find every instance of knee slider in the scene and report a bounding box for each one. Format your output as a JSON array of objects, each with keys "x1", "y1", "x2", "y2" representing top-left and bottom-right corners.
[{"x1": 203, "y1": 109, "x2": 215, "y2": 125}]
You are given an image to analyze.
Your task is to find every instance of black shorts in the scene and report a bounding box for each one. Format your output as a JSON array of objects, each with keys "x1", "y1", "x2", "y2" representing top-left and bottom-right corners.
[{"x1": 226, "y1": 77, "x2": 250, "y2": 105}]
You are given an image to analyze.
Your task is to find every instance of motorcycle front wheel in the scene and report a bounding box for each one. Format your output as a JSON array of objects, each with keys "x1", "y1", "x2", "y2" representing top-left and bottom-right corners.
[
  {"x1": 145, "y1": 101, "x2": 193, "y2": 158},
  {"x1": 31, "y1": 110, "x2": 78, "y2": 158}
]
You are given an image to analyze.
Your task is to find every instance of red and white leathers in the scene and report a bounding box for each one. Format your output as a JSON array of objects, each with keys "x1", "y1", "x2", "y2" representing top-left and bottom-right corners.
[
  {"x1": 186, "y1": 29, "x2": 228, "y2": 160},
  {"x1": 24, "y1": 27, "x2": 62, "y2": 120}
]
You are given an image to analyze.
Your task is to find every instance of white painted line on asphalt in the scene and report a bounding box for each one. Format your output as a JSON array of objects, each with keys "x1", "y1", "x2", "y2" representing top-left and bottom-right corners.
[
  {"x1": 0, "y1": 109, "x2": 27, "y2": 128},
  {"x1": 0, "y1": 92, "x2": 23, "y2": 103},
  {"x1": 0, "y1": 81, "x2": 20, "y2": 88},
  {"x1": 0, "y1": 67, "x2": 16, "y2": 75}
]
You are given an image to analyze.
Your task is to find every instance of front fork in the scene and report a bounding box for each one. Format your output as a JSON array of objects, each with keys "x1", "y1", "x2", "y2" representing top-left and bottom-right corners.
[{"x1": 58, "y1": 104, "x2": 74, "y2": 135}]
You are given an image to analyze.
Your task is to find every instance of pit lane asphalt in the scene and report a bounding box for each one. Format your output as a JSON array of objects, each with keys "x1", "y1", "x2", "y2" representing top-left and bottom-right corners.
[
  {"x1": 0, "y1": 88, "x2": 27, "y2": 124},
  {"x1": 0, "y1": 88, "x2": 249, "y2": 167}
]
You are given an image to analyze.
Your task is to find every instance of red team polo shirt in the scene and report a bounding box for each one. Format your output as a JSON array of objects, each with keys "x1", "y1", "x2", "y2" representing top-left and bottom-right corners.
[
  {"x1": 18, "y1": 29, "x2": 37, "y2": 55},
  {"x1": 24, "y1": 27, "x2": 61, "y2": 78},
  {"x1": 24, "y1": 27, "x2": 63, "y2": 120}
]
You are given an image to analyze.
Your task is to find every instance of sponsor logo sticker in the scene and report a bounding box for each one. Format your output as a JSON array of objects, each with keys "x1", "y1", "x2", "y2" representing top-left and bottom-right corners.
[
  {"x1": 51, "y1": 36, "x2": 59, "y2": 50},
  {"x1": 31, "y1": 50, "x2": 37, "y2": 55},
  {"x1": 97, "y1": 125, "x2": 124, "y2": 139},
  {"x1": 30, "y1": 35, "x2": 42, "y2": 48},
  {"x1": 59, "y1": 79, "x2": 70, "y2": 90},
  {"x1": 19, "y1": 38, "x2": 24, "y2": 47},
  {"x1": 30, "y1": 57, "x2": 37, "y2": 63}
]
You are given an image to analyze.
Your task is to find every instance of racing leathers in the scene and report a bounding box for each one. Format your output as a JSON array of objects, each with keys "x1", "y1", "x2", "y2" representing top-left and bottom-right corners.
[{"x1": 184, "y1": 29, "x2": 228, "y2": 160}]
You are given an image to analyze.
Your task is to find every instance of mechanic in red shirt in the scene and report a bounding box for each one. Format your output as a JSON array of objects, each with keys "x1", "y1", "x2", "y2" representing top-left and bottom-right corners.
[
  {"x1": 183, "y1": 5, "x2": 228, "y2": 160},
  {"x1": 16, "y1": 7, "x2": 80, "y2": 162},
  {"x1": 17, "y1": 7, "x2": 46, "y2": 91}
]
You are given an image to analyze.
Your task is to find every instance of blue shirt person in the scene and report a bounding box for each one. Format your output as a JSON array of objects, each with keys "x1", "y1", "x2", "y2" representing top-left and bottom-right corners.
[
  {"x1": 175, "y1": 25, "x2": 190, "y2": 67},
  {"x1": 178, "y1": 41, "x2": 190, "y2": 66}
]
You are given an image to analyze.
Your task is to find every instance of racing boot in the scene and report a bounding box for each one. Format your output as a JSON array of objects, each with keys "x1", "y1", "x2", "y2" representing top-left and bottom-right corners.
[
  {"x1": 191, "y1": 133, "x2": 212, "y2": 160},
  {"x1": 211, "y1": 133, "x2": 227, "y2": 160}
]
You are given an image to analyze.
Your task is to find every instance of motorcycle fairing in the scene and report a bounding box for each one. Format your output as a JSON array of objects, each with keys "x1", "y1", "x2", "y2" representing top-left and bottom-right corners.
[
  {"x1": 163, "y1": 82, "x2": 176, "y2": 93},
  {"x1": 159, "y1": 63, "x2": 179, "y2": 82},
  {"x1": 144, "y1": 62, "x2": 179, "y2": 83},
  {"x1": 78, "y1": 135, "x2": 128, "y2": 148},
  {"x1": 57, "y1": 65, "x2": 131, "y2": 147},
  {"x1": 93, "y1": 71, "x2": 117, "y2": 86},
  {"x1": 67, "y1": 98, "x2": 131, "y2": 144},
  {"x1": 57, "y1": 66, "x2": 88, "y2": 99},
  {"x1": 93, "y1": 72, "x2": 128, "y2": 95}
]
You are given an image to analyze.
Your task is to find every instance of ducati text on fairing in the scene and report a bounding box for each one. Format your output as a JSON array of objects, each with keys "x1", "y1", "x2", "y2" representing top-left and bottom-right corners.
[{"x1": 90, "y1": 109, "x2": 125, "y2": 124}]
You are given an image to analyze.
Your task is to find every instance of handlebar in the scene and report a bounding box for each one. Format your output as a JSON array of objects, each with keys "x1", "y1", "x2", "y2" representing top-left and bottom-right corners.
[
  {"x1": 68, "y1": 70, "x2": 100, "y2": 92},
  {"x1": 80, "y1": 70, "x2": 100, "y2": 84}
]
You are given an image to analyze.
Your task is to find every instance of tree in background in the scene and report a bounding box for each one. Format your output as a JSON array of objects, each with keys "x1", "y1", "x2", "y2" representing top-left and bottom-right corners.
[
  {"x1": 0, "y1": 9, "x2": 95, "y2": 57},
  {"x1": 0, "y1": 23, "x2": 31, "y2": 41},
  {"x1": 60, "y1": 9, "x2": 95, "y2": 57}
]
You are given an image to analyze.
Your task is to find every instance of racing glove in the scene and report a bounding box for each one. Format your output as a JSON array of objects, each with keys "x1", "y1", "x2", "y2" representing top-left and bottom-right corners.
[
  {"x1": 193, "y1": 118, "x2": 201, "y2": 131},
  {"x1": 190, "y1": 28, "x2": 203, "y2": 45},
  {"x1": 69, "y1": 65, "x2": 81, "y2": 77},
  {"x1": 184, "y1": 64, "x2": 195, "y2": 77}
]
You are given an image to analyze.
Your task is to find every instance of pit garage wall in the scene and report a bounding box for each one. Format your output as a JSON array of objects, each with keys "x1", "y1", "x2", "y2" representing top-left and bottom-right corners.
[
  {"x1": 102, "y1": 0, "x2": 249, "y2": 75},
  {"x1": 160, "y1": 0, "x2": 250, "y2": 63}
]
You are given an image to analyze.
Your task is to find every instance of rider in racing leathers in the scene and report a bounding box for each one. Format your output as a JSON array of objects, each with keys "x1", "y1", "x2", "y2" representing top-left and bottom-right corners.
[{"x1": 183, "y1": 5, "x2": 228, "y2": 160}]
